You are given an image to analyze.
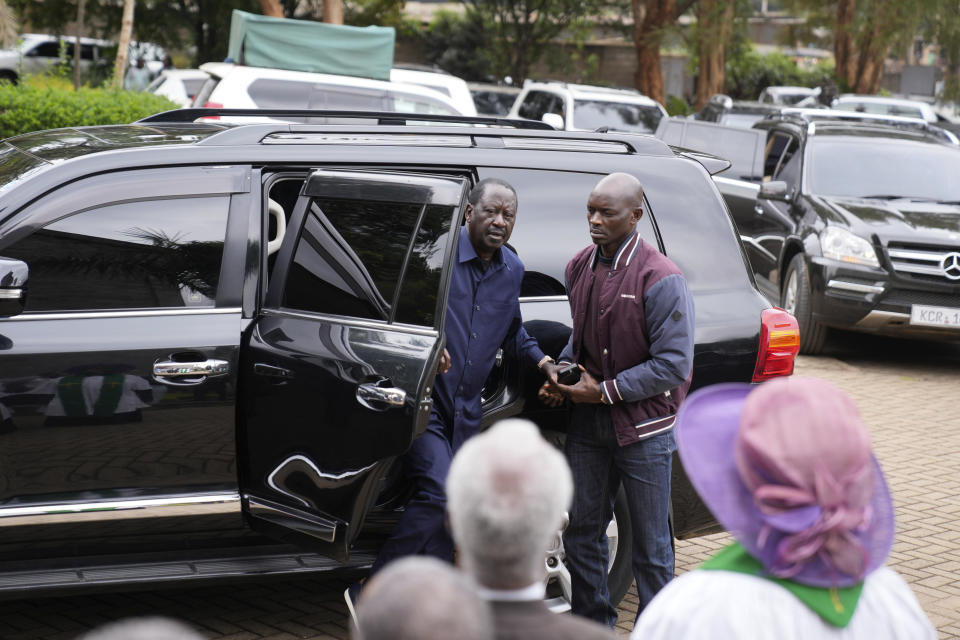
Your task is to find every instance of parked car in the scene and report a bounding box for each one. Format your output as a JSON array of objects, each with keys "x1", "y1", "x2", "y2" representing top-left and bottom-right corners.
[
  {"x1": 0, "y1": 108, "x2": 798, "y2": 610},
  {"x1": 0, "y1": 33, "x2": 110, "y2": 83},
  {"x1": 192, "y1": 62, "x2": 467, "y2": 119},
  {"x1": 758, "y1": 85, "x2": 820, "y2": 106},
  {"x1": 695, "y1": 93, "x2": 785, "y2": 129},
  {"x1": 509, "y1": 81, "x2": 667, "y2": 133},
  {"x1": 468, "y1": 81, "x2": 521, "y2": 116},
  {"x1": 390, "y1": 65, "x2": 477, "y2": 116},
  {"x1": 658, "y1": 111, "x2": 960, "y2": 353},
  {"x1": 146, "y1": 68, "x2": 210, "y2": 107}
]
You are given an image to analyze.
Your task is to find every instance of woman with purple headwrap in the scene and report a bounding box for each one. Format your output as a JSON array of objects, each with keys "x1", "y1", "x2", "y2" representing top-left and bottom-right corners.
[{"x1": 631, "y1": 376, "x2": 934, "y2": 639}]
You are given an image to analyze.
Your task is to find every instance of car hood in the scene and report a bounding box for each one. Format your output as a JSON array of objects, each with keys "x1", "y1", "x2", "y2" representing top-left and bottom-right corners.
[{"x1": 810, "y1": 194, "x2": 960, "y2": 244}]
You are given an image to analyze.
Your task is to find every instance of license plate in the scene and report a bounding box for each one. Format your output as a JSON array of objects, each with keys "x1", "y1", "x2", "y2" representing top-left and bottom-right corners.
[{"x1": 910, "y1": 305, "x2": 960, "y2": 328}]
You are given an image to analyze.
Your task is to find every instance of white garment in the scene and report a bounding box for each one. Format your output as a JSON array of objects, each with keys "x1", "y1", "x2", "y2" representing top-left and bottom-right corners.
[
  {"x1": 39, "y1": 375, "x2": 151, "y2": 417},
  {"x1": 475, "y1": 582, "x2": 545, "y2": 602},
  {"x1": 631, "y1": 567, "x2": 936, "y2": 640}
]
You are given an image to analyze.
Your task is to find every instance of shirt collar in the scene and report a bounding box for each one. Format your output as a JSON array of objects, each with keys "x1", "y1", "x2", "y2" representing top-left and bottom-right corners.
[
  {"x1": 475, "y1": 581, "x2": 545, "y2": 602},
  {"x1": 458, "y1": 226, "x2": 505, "y2": 267},
  {"x1": 591, "y1": 230, "x2": 639, "y2": 270}
]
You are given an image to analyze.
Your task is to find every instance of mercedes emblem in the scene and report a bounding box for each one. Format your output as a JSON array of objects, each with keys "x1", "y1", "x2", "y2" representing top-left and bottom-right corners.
[{"x1": 942, "y1": 252, "x2": 960, "y2": 281}]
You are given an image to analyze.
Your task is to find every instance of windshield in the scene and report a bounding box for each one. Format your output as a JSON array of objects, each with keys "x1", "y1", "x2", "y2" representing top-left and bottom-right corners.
[
  {"x1": 808, "y1": 138, "x2": 960, "y2": 201},
  {"x1": 573, "y1": 100, "x2": 663, "y2": 133}
]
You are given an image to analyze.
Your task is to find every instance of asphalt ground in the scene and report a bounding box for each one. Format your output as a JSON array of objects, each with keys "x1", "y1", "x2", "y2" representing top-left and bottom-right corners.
[{"x1": 1, "y1": 332, "x2": 958, "y2": 640}]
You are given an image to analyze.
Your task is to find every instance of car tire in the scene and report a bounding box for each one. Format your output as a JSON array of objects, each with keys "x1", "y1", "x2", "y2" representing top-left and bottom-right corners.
[
  {"x1": 782, "y1": 254, "x2": 828, "y2": 354},
  {"x1": 606, "y1": 487, "x2": 634, "y2": 606},
  {"x1": 0, "y1": 70, "x2": 17, "y2": 85}
]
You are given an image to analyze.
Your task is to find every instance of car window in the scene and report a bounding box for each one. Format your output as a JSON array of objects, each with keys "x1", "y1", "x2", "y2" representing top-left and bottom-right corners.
[
  {"x1": 775, "y1": 142, "x2": 801, "y2": 186},
  {"x1": 763, "y1": 132, "x2": 794, "y2": 179},
  {"x1": 249, "y1": 78, "x2": 314, "y2": 109},
  {"x1": 388, "y1": 91, "x2": 458, "y2": 116},
  {"x1": 3, "y1": 196, "x2": 229, "y2": 312},
  {"x1": 572, "y1": 100, "x2": 663, "y2": 133},
  {"x1": 27, "y1": 41, "x2": 61, "y2": 58},
  {"x1": 282, "y1": 198, "x2": 453, "y2": 325},
  {"x1": 476, "y1": 168, "x2": 660, "y2": 297},
  {"x1": 518, "y1": 91, "x2": 563, "y2": 121}
]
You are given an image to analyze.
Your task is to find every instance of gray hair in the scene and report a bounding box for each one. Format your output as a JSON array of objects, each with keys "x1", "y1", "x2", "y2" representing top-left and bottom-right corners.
[
  {"x1": 354, "y1": 556, "x2": 492, "y2": 640},
  {"x1": 78, "y1": 617, "x2": 204, "y2": 640},
  {"x1": 446, "y1": 418, "x2": 573, "y2": 588}
]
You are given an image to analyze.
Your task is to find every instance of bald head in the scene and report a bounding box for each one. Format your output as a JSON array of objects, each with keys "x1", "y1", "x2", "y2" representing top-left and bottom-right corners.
[
  {"x1": 355, "y1": 557, "x2": 492, "y2": 640},
  {"x1": 591, "y1": 172, "x2": 644, "y2": 208}
]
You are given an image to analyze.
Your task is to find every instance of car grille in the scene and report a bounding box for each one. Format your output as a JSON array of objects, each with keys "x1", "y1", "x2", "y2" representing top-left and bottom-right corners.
[
  {"x1": 883, "y1": 289, "x2": 960, "y2": 308},
  {"x1": 886, "y1": 242, "x2": 960, "y2": 283}
]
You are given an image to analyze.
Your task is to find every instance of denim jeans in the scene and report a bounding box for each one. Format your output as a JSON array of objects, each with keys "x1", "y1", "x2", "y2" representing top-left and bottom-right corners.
[{"x1": 563, "y1": 403, "x2": 676, "y2": 627}]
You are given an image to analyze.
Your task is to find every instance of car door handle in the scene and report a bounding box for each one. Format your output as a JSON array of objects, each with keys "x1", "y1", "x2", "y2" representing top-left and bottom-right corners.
[
  {"x1": 356, "y1": 380, "x2": 406, "y2": 411},
  {"x1": 153, "y1": 359, "x2": 229, "y2": 386}
]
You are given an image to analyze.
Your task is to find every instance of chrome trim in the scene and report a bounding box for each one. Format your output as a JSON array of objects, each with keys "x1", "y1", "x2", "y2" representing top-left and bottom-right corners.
[
  {"x1": 246, "y1": 495, "x2": 338, "y2": 543},
  {"x1": 891, "y1": 263, "x2": 949, "y2": 277},
  {"x1": 826, "y1": 280, "x2": 885, "y2": 294},
  {"x1": 267, "y1": 454, "x2": 377, "y2": 508},
  {"x1": 501, "y1": 138, "x2": 629, "y2": 153},
  {"x1": 854, "y1": 310, "x2": 910, "y2": 329},
  {"x1": 12, "y1": 307, "x2": 242, "y2": 322},
  {"x1": 518, "y1": 295, "x2": 568, "y2": 303},
  {"x1": 0, "y1": 289, "x2": 22, "y2": 299},
  {"x1": 0, "y1": 493, "x2": 240, "y2": 520},
  {"x1": 739, "y1": 235, "x2": 778, "y2": 263},
  {"x1": 888, "y1": 248, "x2": 951, "y2": 261},
  {"x1": 263, "y1": 133, "x2": 472, "y2": 147},
  {"x1": 266, "y1": 308, "x2": 439, "y2": 337},
  {"x1": 713, "y1": 176, "x2": 760, "y2": 191},
  {"x1": 154, "y1": 359, "x2": 230, "y2": 378}
]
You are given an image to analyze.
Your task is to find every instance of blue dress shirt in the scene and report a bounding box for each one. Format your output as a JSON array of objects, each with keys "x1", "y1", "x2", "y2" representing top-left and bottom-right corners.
[{"x1": 432, "y1": 227, "x2": 544, "y2": 450}]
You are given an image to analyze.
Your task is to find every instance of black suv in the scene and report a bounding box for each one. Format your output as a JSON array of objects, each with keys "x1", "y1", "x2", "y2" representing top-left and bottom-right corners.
[
  {"x1": 660, "y1": 111, "x2": 960, "y2": 353},
  {"x1": 0, "y1": 110, "x2": 797, "y2": 609}
]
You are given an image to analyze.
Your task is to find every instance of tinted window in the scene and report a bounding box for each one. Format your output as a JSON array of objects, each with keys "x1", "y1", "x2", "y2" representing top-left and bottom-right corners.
[
  {"x1": 477, "y1": 168, "x2": 660, "y2": 297},
  {"x1": 807, "y1": 138, "x2": 960, "y2": 201},
  {"x1": 283, "y1": 199, "x2": 438, "y2": 323},
  {"x1": 518, "y1": 91, "x2": 563, "y2": 121},
  {"x1": 4, "y1": 197, "x2": 229, "y2": 312},
  {"x1": 389, "y1": 92, "x2": 458, "y2": 115},
  {"x1": 248, "y1": 78, "x2": 312, "y2": 109},
  {"x1": 313, "y1": 85, "x2": 385, "y2": 111},
  {"x1": 573, "y1": 100, "x2": 663, "y2": 133},
  {"x1": 27, "y1": 41, "x2": 61, "y2": 58},
  {"x1": 395, "y1": 205, "x2": 454, "y2": 325}
]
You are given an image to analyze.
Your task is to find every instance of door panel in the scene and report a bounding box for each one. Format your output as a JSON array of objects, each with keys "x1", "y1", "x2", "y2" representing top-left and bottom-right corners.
[{"x1": 240, "y1": 169, "x2": 466, "y2": 561}]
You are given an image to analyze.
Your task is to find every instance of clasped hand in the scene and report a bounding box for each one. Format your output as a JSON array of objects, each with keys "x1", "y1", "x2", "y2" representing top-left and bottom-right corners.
[{"x1": 538, "y1": 363, "x2": 604, "y2": 406}]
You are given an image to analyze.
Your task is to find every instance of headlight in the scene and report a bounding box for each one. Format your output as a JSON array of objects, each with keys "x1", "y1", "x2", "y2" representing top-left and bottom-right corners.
[{"x1": 820, "y1": 227, "x2": 879, "y2": 267}]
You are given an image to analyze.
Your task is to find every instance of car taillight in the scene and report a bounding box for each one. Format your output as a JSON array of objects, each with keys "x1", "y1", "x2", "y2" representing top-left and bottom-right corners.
[
  {"x1": 202, "y1": 102, "x2": 222, "y2": 120},
  {"x1": 752, "y1": 308, "x2": 800, "y2": 382}
]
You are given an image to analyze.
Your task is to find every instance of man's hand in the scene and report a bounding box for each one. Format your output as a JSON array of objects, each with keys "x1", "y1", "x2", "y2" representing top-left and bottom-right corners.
[
  {"x1": 559, "y1": 366, "x2": 605, "y2": 404},
  {"x1": 538, "y1": 381, "x2": 565, "y2": 407},
  {"x1": 540, "y1": 361, "x2": 561, "y2": 391},
  {"x1": 437, "y1": 348, "x2": 451, "y2": 375}
]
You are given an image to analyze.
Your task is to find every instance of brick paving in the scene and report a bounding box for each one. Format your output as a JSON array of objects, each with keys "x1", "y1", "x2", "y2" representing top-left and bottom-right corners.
[{"x1": 2, "y1": 334, "x2": 959, "y2": 639}]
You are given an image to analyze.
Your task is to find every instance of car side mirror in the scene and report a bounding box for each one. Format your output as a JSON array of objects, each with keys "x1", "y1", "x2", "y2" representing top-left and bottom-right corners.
[
  {"x1": 758, "y1": 180, "x2": 791, "y2": 203},
  {"x1": 0, "y1": 257, "x2": 28, "y2": 318},
  {"x1": 541, "y1": 112, "x2": 564, "y2": 130}
]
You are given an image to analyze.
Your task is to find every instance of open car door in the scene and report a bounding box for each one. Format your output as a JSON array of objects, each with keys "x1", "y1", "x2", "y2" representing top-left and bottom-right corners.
[{"x1": 240, "y1": 169, "x2": 467, "y2": 562}]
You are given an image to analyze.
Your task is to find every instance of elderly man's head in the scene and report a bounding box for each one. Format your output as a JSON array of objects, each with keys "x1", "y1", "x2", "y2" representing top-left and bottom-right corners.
[
  {"x1": 79, "y1": 616, "x2": 204, "y2": 640},
  {"x1": 446, "y1": 418, "x2": 573, "y2": 588},
  {"x1": 354, "y1": 556, "x2": 492, "y2": 640}
]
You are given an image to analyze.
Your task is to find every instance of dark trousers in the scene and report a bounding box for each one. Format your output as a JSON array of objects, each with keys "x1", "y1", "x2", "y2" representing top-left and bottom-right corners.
[
  {"x1": 563, "y1": 404, "x2": 676, "y2": 627},
  {"x1": 368, "y1": 426, "x2": 454, "y2": 577}
]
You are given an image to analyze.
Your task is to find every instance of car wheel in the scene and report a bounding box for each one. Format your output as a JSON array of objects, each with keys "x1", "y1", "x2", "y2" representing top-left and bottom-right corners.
[
  {"x1": 544, "y1": 486, "x2": 633, "y2": 613},
  {"x1": 782, "y1": 254, "x2": 828, "y2": 354},
  {"x1": 0, "y1": 70, "x2": 17, "y2": 85}
]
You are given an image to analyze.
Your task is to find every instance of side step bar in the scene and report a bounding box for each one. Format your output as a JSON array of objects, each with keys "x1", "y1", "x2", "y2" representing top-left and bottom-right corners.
[{"x1": 0, "y1": 548, "x2": 377, "y2": 596}]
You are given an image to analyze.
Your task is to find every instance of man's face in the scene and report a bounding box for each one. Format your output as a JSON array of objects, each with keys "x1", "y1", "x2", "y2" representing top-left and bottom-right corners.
[
  {"x1": 465, "y1": 184, "x2": 517, "y2": 259},
  {"x1": 587, "y1": 185, "x2": 641, "y2": 256}
]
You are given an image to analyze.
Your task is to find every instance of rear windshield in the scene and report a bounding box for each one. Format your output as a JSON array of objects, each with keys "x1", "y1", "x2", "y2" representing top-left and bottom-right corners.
[
  {"x1": 835, "y1": 100, "x2": 925, "y2": 120},
  {"x1": 573, "y1": 100, "x2": 663, "y2": 133},
  {"x1": 808, "y1": 138, "x2": 960, "y2": 200}
]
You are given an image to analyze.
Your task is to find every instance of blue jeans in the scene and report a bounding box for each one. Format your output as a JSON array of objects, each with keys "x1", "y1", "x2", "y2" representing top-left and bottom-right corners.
[{"x1": 563, "y1": 404, "x2": 675, "y2": 627}]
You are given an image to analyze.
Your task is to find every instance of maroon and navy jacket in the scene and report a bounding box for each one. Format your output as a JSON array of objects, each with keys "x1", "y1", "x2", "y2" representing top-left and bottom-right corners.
[{"x1": 558, "y1": 231, "x2": 695, "y2": 445}]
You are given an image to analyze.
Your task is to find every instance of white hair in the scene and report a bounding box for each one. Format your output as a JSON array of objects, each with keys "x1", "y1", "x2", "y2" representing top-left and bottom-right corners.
[
  {"x1": 355, "y1": 556, "x2": 492, "y2": 640},
  {"x1": 79, "y1": 617, "x2": 204, "y2": 640},
  {"x1": 446, "y1": 418, "x2": 573, "y2": 588}
]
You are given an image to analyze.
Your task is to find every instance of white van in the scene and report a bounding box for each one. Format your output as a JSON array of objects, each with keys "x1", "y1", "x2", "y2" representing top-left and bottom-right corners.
[
  {"x1": 193, "y1": 63, "x2": 467, "y2": 119},
  {"x1": 389, "y1": 66, "x2": 477, "y2": 116}
]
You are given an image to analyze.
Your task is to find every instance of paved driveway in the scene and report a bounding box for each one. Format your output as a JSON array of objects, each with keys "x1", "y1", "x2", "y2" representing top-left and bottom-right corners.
[{"x1": 1, "y1": 334, "x2": 958, "y2": 639}]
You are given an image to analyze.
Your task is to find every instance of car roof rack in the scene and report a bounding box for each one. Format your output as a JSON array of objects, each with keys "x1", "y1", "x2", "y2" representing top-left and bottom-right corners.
[
  {"x1": 138, "y1": 108, "x2": 555, "y2": 130},
  {"x1": 765, "y1": 108, "x2": 959, "y2": 144}
]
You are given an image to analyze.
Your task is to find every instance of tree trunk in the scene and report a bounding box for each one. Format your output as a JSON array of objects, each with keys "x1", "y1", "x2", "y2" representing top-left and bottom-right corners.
[
  {"x1": 835, "y1": 0, "x2": 855, "y2": 89},
  {"x1": 633, "y1": 0, "x2": 675, "y2": 105},
  {"x1": 258, "y1": 0, "x2": 284, "y2": 17},
  {"x1": 113, "y1": 0, "x2": 134, "y2": 88},
  {"x1": 323, "y1": 0, "x2": 343, "y2": 24},
  {"x1": 695, "y1": 0, "x2": 734, "y2": 110},
  {"x1": 73, "y1": 0, "x2": 86, "y2": 90}
]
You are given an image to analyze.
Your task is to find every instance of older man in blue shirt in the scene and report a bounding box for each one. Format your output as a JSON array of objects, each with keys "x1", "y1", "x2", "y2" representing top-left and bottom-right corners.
[{"x1": 347, "y1": 177, "x2": 554, "y2": 616}]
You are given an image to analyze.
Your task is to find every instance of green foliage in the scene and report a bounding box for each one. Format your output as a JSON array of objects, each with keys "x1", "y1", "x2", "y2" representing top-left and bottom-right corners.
[
  {"x1": 420, "y1": 9, "x2": 493, "y2": 82},
  {"x1": 725, "y1": 47, "x2": 837, "y2": 100},
  {"x1": 0, "y1": 77, "x2": 178, "y2": 138},
  {"x1": 665, "y1": 94, "x2": 692, "y2": 116},
  {"x1": 345, "y1": 0, "x2": 419, "y2": 38}
]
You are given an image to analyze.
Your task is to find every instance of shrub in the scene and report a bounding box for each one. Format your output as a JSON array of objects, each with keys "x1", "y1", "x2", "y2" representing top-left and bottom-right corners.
[
  {"x1": 726, "y1": 48, "x2": 836, "y2": 101},
  {"x1": 0, "y1": 76, "x2": 179, "y2": 139},
  {"x1": 665, "y1": 94, "x2": 693, "y2": 116}
]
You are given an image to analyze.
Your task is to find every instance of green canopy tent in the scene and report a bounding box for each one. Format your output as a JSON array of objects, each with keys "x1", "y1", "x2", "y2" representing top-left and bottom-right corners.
[{"x1": 227, "y1": 10, "x2": 395, "y2": 81}]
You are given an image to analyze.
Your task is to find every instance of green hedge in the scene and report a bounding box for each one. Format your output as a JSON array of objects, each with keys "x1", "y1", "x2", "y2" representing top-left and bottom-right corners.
[{"x1": 0, "y1": 78, "x2": 179, "y2": 139}]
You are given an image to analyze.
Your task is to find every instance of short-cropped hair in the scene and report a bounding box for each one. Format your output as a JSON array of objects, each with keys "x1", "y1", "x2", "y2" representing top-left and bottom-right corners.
[
  {"x1": 446, "y1": 418, "x2": 573, "y2": 586},
  {"x1": 79, "y1": 616, "x2": 204, "y2": 640}
]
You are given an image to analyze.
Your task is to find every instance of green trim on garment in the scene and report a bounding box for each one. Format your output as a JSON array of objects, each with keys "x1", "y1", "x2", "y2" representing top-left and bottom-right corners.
[{"x1": 701, "y1": 543, "x2": 864, "y2": 627}]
